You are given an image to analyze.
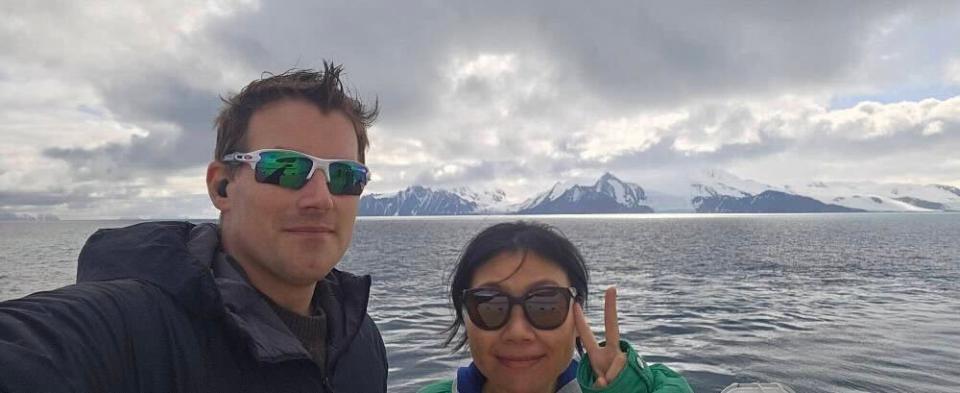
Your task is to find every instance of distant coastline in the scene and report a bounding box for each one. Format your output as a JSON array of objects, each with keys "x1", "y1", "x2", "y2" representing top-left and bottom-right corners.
[{"x1": 0, "y1": 213, "x2": 60, "y2": 222}]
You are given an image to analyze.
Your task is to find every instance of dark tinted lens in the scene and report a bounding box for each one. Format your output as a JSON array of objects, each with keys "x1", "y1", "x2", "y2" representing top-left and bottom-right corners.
[
  {"x1": 327, "y1": 161, "x2": 367, "y2": 195},
  {"x1": 465, "y1": 290, "x2": 510, "y2": 330},
  {"x1": 523, "y1": 288, "x2": 571, "y2": 330},
  {"x1": 255, "y1": 151, "x2": 312, "y2": 189}
]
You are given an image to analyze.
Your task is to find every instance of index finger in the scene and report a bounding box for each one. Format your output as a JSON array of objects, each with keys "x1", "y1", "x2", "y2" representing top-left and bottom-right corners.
[
  {"x1": 603, "y1": 287, "x2": 620, "y2": 347},
  {"x1": 574, "y1": 302, "x2": 601, "y2": 356}
]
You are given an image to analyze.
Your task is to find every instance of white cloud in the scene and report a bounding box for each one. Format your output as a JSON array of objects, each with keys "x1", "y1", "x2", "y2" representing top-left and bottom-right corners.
[
  {"x1": 922, "y1": 120, "x2": 944, "y2": 136},
  {"x1": 573, "y1": 113, "x2": 678, "y2": 161},
  {"x1": 814, "y1": 97, "x2": 958, "y2": 140}
]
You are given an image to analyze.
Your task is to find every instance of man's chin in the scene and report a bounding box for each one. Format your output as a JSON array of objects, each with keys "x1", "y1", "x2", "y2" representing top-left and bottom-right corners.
[{"x1": 286, "y1": 256, "x2": 340, "y2": 279}]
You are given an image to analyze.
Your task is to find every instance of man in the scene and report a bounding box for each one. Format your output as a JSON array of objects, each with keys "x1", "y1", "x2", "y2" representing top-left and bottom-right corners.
[{"x1": 0, "y1": 63, "x2": 387, "y2": 392}]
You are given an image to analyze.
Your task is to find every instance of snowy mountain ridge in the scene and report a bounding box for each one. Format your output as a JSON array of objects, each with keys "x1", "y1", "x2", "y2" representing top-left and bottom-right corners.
[
  {"x1": 786, "y1": 180, "x2": 960, "y2": 212},
  {"x1": 358, "y1": 170, "x2": 960, "y2": 216},
  {"x1": 358, "y1": 185, "x2": 478, "y2": 216},
  {"x1": 451, "y1": 187, "x2": 511, "y2": 213},
  {"x1": 515, "y1": 172, "x2": 652, "y2": 214}
]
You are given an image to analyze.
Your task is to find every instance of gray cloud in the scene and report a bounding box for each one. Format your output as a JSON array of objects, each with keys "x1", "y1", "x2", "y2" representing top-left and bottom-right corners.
[
  {"x1": 607, "y1": 136, "x2": 790, "y2": 171},
  {"x1": 38, "y1": 68, "x2": 221, "y2": 183},
  {"x1": 0, "y1": 191, "x2": 87, "y2": 207},
  {"x1": 0, "y1": 185, "x2": 141, "y2": 210},
  {"x1": 201, "y1": 1, "x2": 959, "y2": 126},
  {"x1": 0, "y1": 184, "x2": 216, "y2": 220},
  {"x1": 520, "y1": 3, "x2": 884, "y2": 107},
  {"x1": 796, "y1": 121, "x2": 959, "y2": 162}
]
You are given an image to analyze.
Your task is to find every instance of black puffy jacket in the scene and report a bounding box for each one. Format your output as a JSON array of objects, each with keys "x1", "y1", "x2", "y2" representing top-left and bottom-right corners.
[{"x1": 0, "y1": 221, "x2": 387, "y2": 392}]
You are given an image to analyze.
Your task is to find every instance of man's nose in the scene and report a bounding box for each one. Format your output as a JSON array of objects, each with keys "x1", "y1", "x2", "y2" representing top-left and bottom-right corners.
[{"x1": 296, "y1": 174, "x2": 334, "y2": 211}]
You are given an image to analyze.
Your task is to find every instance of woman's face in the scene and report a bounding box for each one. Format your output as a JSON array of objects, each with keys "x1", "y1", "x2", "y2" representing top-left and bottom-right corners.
[{"x1": 465, "y1": 250, "x2": 577, "y2": 393}]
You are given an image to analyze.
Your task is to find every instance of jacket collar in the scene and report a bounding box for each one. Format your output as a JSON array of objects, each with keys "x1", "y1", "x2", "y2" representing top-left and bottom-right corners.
[
  {"x1": 210, "y1": 250, "x2": 308, "y2": 363},
  {"x1": 198, "y1": 223, "x2": 373, "y2": 366},
  {"x1": 78, "y1": 221, "x2": 222, "y2": 316},
  {"x1": 313, "y1": 267, "x2": 372, "y2": 373},
  {"x1": 77, "y1": 221, "x2": 372, "y2": 366}
]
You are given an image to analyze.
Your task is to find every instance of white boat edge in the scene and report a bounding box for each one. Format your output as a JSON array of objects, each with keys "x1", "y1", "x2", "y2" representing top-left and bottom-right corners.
[{"x1": 721, "y1": 382, "x2": 796, "y2": 393}]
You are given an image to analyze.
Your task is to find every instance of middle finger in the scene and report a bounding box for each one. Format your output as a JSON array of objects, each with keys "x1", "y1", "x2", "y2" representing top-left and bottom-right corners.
[{"x1": 603, "y1": 287, "x2": 621, "y2": 348}]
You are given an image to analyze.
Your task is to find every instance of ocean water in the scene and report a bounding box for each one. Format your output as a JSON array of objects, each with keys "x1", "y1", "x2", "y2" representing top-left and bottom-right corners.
[{"x1": 1, "y1": 214, "x2": 959, "y2": 392}]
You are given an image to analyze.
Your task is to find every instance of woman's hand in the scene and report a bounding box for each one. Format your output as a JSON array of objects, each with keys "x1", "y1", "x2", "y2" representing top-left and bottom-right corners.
[{"x1": 574, "y1": 286, "x2": 627, "y2": 388}]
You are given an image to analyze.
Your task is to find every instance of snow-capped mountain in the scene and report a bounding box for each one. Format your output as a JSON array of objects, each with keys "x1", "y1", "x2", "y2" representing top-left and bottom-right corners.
[
  {"x1": 679, "y1": 170, "x2": 959, "y2": 212},
  {"x1": 359, "y1": 186, "x2": 478, "y2": 216},
  {"x1": 689, "y1": 168, "x2": 783, "y2": 198},
  {"x1": 516, "y1": 173, "x2": 654, "y2": 214},
  {"x1": 787, "y1": 181, "x2": 960, "y2": 212},
  {"x1": 692, "y1": 190, "x2": 863, "y2": 213},
  {"x1": 683, "y1": 169, "x2": 859, "y2": 213},
  {"x1": 451, "y1": 187, "x2": 511, "y2": 213}
]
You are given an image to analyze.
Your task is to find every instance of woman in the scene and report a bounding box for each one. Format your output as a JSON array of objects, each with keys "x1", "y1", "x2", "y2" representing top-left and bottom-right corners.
[{"x1": 420, "y1": 221, "x2": 693, "y2": 393}]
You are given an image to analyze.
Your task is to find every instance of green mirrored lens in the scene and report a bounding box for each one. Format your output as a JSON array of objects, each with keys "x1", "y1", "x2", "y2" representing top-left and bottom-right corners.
[
  {"x1": 328, "y1": 161, "x2": 367, "y2": 195},
  {"x1": 255, "y1": 151, "x2": 312, "y2": 189}
]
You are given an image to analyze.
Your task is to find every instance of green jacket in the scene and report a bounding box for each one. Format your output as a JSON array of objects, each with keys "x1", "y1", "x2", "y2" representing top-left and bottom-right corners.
[{"x1": 418, "y1": 340, "x2": 692, "y2": 393}]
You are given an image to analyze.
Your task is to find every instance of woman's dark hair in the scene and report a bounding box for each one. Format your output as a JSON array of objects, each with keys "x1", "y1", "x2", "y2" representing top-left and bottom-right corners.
[{"x1": 444, "y1": 221, "x2": 590, "y2": 352}]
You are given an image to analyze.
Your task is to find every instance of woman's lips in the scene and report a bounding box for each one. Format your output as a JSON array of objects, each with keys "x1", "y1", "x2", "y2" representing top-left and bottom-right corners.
[{"x1": 496, "y1": 354, "x2": 546, "y2": 368}]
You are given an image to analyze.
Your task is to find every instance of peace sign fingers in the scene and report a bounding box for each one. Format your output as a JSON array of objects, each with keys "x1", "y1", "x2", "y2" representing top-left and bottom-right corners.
[{"x1": 573, "y1": 286, "x2": 627, "y2": 388}]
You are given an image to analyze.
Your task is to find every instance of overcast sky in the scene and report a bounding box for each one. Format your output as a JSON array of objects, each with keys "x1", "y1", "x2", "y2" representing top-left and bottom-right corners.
[{"x1": 2, "y1": 1, "x2": 959, "y2": 219}]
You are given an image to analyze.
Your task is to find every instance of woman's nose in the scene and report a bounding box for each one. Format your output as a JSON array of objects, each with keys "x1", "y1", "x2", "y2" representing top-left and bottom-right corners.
[{"x1": 500, "y1": 305, "x2": 536, "y2": 342}]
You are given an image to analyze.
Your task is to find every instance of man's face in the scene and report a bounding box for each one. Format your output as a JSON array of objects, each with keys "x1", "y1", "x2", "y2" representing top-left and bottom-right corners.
[{"x1": 217, "y1": 99, "x2": 361, "y2": 290}]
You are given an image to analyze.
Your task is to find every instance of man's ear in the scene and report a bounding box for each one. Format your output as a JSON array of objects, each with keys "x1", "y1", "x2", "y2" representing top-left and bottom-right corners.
[{"x1": 207, "y1": 161, "x2": 231, "y2": 212}]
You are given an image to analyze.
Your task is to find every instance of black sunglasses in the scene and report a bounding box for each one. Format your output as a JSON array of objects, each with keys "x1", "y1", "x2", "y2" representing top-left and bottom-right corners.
[{"x1": 462, "y1": 286, "x2": 578, "y2": 330}]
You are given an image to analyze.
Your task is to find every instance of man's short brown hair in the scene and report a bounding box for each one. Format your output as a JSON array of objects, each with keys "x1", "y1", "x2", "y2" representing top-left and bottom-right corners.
[{"x1": 214, "y1": 62, "x2": 378, "y2": 170}]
